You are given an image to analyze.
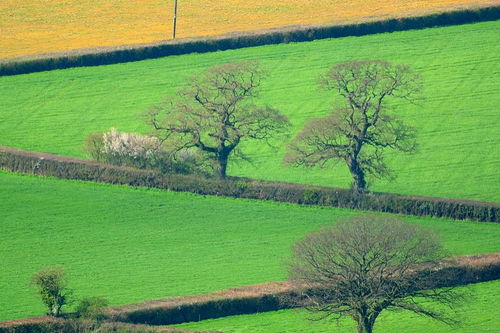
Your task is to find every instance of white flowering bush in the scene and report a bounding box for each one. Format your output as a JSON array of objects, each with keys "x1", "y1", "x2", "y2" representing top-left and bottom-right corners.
[
  {"x1": 84, "y1": 129, "x2": 206, "y2": 174},
  {"x1": 102, "y1": 128, "x2": 161, "y2": 162},
  {"x1": 84, "y1": 128, "x2": 161, "y2": 168}
]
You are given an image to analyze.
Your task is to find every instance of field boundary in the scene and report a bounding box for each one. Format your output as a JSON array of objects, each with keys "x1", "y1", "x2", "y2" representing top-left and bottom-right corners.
[
  {"x1": 1, "y1": 146, "x2": 498, "y2": 222},
  {"x1": 1, "y1": 5, "x2": 499, "y2": 76},
  {"x1": 109, "y1": 253, "x2": 500, "y2": 325},
  {"x1": 0, "y1": 318, "x2": 218, "y2": 333},
  {"x1": 1, "y1": 253, "x2": 498, "y2": 330}
]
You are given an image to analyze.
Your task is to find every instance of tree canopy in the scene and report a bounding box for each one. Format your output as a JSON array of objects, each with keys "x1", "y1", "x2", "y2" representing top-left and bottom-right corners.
[
  {"x1": 285, "y1": 60, "x2": 420, "y2": 192},
  {"x1": 288, "y1": 215, "x2": 463, "y2": 333},
  {"x1": 148, "y1": 61, "x2": 289, "y2": 178},
  {"x1": 32, "y1": 266, "x2": 71, "y2": 317}
]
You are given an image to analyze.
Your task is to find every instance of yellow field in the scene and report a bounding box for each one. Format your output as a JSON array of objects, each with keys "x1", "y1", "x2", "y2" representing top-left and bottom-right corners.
[{"x1": 0, "y1": 0, "x2": 497, "y2": 59}]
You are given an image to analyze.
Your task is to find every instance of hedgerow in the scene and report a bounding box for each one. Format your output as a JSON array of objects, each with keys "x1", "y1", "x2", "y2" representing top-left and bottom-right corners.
[
  {"x1": 0, "y1": 318, "x2": 212, "y2": 333},
  {"x1": 1, "y1": 254, "x2": 499, "y2": 330},
  {"x1": 0, "y1": 146, "x2": 498, "y2": 222},
  {"x1": 109, "y1": 253, "x2": 500, "y2": 325}
]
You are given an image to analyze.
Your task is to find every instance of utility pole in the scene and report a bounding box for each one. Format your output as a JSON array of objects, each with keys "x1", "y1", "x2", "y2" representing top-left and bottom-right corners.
[{"x1": 172, "y1": 0, "x2": 178, "y2": 39}]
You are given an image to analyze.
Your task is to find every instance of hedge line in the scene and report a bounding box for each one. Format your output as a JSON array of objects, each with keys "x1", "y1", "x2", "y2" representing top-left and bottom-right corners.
[
  {"x1": 1, "y1": 254, "x2": 499, "y2": 330},
  {"x1": 1, "y1": 6, "x2": 499, "y2": 76},
  {"x1": 0, "y1": 318, "x2": 216, "y2": 333},
  {"x1": 1, "y1": 146, "x2": 498, "y2": 222},
  {"x1": 107, "y1": 254, "x2": 500, "y2": 325},
  {"x1": 114, "y1": 294, "x2": 284, "y2": 326}
]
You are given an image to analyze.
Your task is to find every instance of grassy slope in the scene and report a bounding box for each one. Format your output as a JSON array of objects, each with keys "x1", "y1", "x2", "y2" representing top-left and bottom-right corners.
[
  {"x1": 1, "y1": 171, "x2": 500, "y2": 321},
  {"x1": 1, "y1": 0, "x2": 494, "y2": 58},
  {"x1": 177, "y1": 280, "x2": 500, "y2": 333},
  {"x1": 1, "y1": 22, "x2": 499, "y2": 201}
]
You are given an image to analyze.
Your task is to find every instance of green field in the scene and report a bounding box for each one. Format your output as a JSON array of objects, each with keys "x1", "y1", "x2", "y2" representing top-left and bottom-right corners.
[
  {"x1": 0, "y1": 170, "x2": 499, "y2": 321},
  {"x1": 177, "y1": 280, "x2": 500, "y2": 333},
  {"x1": 0, "y1": 21, "x2": 499, "y2": 201}
]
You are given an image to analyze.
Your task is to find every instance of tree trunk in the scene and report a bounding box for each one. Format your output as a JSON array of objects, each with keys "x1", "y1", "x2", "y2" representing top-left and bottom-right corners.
[
  {"x1": 218, "y1": 153, "x2": 229, "y2": 178},
  {"x1": 348, "y1": 158, "x2": 366, "y2": 193},
  {"x1": 52, "y1": 303, "x2": 61, "y2": 317},
  {"x1": 356, "y1": 319, "x2": 374, "y2": 333}
]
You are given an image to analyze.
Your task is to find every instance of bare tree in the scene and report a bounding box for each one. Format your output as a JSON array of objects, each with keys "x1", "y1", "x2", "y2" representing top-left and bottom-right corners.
[
  {"x1": 285, "y1": 60, "x2": 420, "y2": 193},
  {"x1": 148, "y1": 61, "x2": 290, "y2": 178},
  {"x1": 288, "y1": 215, "x2": 463, "y2": 333}
]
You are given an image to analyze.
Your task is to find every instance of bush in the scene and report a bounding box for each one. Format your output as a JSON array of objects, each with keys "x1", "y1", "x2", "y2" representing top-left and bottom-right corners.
[
  {"x1": 75, "y1": 297, "x2": 109, "y2": 321},
  {"x1": 84, "y1": 129, "x2": 161, "y2": 169},
  {"x1": 83, "y1": 133, "x2": 106, "y2": 162},
  {"x1": 83, "y1": 130, "x2": 206, "y2": 176},
  {"x1": 31, "y1": 267, "x2": 71, "y2": 317}
]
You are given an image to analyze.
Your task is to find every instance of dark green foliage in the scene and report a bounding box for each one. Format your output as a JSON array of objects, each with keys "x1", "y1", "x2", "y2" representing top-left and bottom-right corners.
[
  {"x1": 0, "y1": 146, "x2": 498, "y2": 222},
  {"x1": 31, "y1": 267, "x2": 71, "y2": 317},
  {"x1": 0, "y1": 318, "x2": 86, "y2": 333},
  {"x1": 1, "y1": 6, "x2": 499, "y2": 76},
  {"x1": 0, "y1": 319, "x2": 213, "y2": 333},
  {"x1": 118, "y1": 295, "x2": 285, "y2": 326},
  {"x1": 75, "y1": 297, "x2": 109, "y2": 321}
]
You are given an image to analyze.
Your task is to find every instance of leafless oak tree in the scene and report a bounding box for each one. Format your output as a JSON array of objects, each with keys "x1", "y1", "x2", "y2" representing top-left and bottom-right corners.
[
  {"x1": 148, "y1": 61, "x2": 290, "y2": 178},
  {"x1": 288, "y1": 216, "x2": 463, "y2": 333},
  {"x1": 285, "y1": 60, "x2": 420, "y2": 193}
]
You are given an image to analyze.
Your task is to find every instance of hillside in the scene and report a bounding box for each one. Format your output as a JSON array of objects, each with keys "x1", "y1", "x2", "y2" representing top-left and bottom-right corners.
[
  {"x1": 0, "y1": 21, "x2": 499, "y2": 201},
  {"x1": 1, "y1": 170, "x2": 499, "y2": 321},
  {"x1": 0, "y1": 0, "x2": 497, "y2": 58},
  {"x1": 1, "y1": 1, "x2": 500, "y2": 331}
]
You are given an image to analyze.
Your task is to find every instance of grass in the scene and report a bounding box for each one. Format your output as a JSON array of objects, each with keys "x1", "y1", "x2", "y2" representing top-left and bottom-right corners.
[
  {"x1": 176, "y1": 279, "x2": 500, "y2": 333},
  {"x1": 1, "y1": 0, "x2": 496, "y2": 58},
  {"x1": 1, "y1": 21, "x2": 499, "y2": 201},
  {"x1": 1, "y1": 170, "x2": 500, "y2": 321}
]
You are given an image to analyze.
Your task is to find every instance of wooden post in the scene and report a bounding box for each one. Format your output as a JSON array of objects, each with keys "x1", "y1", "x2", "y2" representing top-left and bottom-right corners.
[{"x1": 173, "y1": 0, "x2": 178, "y2": 39}]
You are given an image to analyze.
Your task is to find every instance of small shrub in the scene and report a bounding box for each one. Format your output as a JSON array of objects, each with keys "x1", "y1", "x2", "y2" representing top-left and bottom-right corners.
[
  {"x1": 75, "y1": 296, "x2": 109, "y2": 321},
  {"x1": 31, "y1": 266, "x2": 71, "y2": 317},
  {"x1": 83, "y1": 132, "x2": 106, "y2": 161}
]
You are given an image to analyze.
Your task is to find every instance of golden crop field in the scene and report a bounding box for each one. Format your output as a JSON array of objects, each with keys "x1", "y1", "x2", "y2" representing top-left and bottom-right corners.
[{"x1": 0, "y1": 0, "x2": 497, "y2": 59}]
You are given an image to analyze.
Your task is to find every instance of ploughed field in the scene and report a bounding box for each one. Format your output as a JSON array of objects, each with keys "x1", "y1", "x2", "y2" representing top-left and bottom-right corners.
[
  {"x1": 0, "y1": 0, "x2": 495, "y2": 58},
  {"x1": 1, "y1": 21, "x2": 499, "y2": 201},
  {"x1": 176, "y1": 280, "x2": 500, "y2": 332},
  {"x1": 1, "y1": 170, "x2": 500, "y2": 321}
]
